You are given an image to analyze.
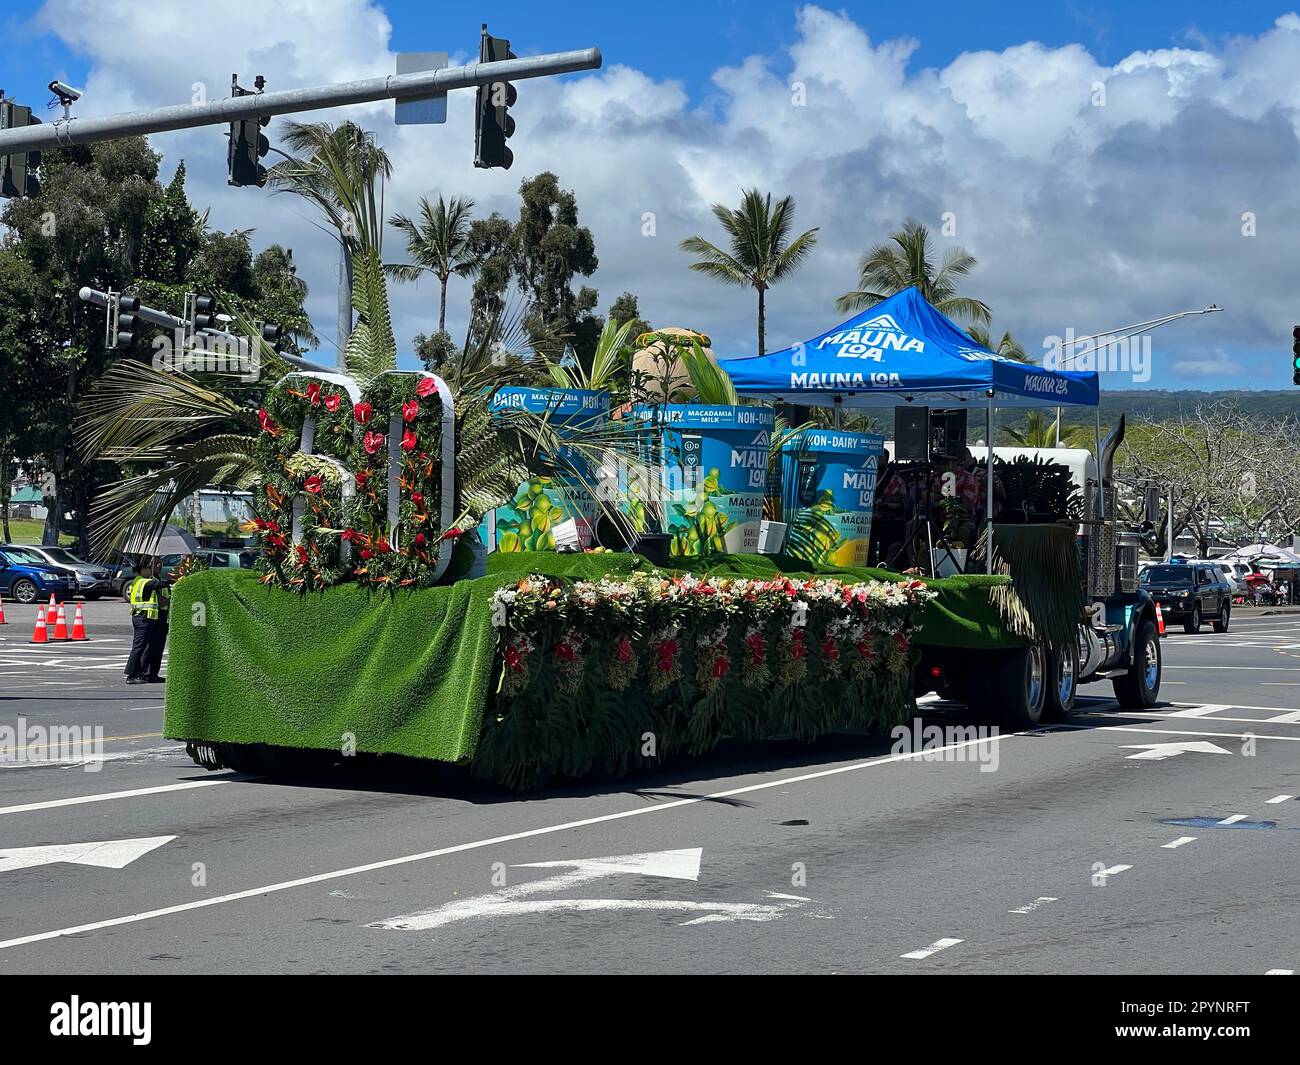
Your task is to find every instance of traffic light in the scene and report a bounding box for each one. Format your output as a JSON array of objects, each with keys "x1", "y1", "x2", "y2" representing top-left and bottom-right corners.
[
  {"x1": 0, "y1": 99, "x2": 42, "y2": 199},
  {"x1": 113, "y1": 295, "x2": 141, "y2": 350},
  {"x1": 228, "y1": 77, "x2": 270, "y2": 187},
  {"x1": 193, "y1": 295, "x2": 219, "y2": 331},
  {"x1": 1293, "y1": 326, "x2": 1300, "y2": 386},
  {"x1": 474, "y1": 25, "x2": 517, "y2": 170}
]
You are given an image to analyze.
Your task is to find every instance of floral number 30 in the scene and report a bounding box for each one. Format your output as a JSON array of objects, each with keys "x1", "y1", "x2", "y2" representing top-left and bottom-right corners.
[{"x1": 251, "y1": 370, "x2": 455, "y2": 592}]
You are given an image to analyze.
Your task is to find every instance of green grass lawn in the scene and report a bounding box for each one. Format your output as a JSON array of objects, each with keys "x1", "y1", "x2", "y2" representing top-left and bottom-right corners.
[{"x1": 1, "y1": 518, "x2": 76, "y2": 546}]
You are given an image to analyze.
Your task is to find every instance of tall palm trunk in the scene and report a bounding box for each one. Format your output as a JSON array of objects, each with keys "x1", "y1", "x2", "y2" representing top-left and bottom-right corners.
[
  {"x1": 439, "y1": 274, "x2": 448, "y2": 332},
  {"x1": 757, "y1": 285, "x2": 767, "y2": 356}
]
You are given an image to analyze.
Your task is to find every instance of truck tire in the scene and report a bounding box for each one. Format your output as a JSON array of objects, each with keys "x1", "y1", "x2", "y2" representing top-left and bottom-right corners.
[
  {"x1": 1183, "y1": 604, "x2": 1201, "y2": 634},
  {"x1": 997, "y1": 643, "x2": 1048, "y2": 728},
  {"x1": 255, "y1": 745, "x2": 337, "y2": 777},
  {"x1": 211, "y1": 742, "x2": 267, "y2": 775},
  {"x1": 1112, "y1": 620, "x2": 1161, "y2": 709},
  {"x1": 1044, "y1": 636, "x2": 1079, "y2": 722},
  {"x1": 1212, "y1": 601, "x2": 1230, "y2": 633}
]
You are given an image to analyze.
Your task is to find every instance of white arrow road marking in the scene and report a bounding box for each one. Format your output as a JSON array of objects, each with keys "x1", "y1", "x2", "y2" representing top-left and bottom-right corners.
[
  {"x1": 371, "y1": 848, "x2": 811, "y2": 931},
  {"x1": 0, "y1": 836, "x2": 174, "y2": 874},
  {"x1": 1162, "y1": 837, "x2": 1197, "y2": 849},
  {"x1": 1009, "y1": 896, "x2": 1057, "y2": 914},
  {"x1": 1267, "y1": 711, "x2": 1300, "y2": 723},
  {"x1": 1266, "y1": 795, "x2": 1294, "y2": 804},
  {"x1": 901, "y1": 937, "x2": 963, "y2": 960},
  {"x1": 1121, "y1": 741, "x2": 1232, "y2": 761}
]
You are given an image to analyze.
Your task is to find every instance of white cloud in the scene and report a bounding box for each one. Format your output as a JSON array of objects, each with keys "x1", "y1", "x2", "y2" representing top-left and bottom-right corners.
[{"x1": 29, "y1": 1, "x2": 1300, "y2": 386}]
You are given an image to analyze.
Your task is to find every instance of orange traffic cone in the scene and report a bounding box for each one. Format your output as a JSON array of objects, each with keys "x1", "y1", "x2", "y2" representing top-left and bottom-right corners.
[
  {"x1": 30, "y1": 607, "x2": 48, "y2": 644},
  {"x1": 70, "y1": 603, "x2": 88, "y2": 641},
  {"x1": 0, "y1": 598, "x2": 6, "y2": 624},
  {"x1": 1155, "y1": 602, "x2": 1166, "y2": 636},
  {"x1": 53, "y1": 602, "x2": 70, "y2": 640},
  {"x1": 46, "y1": 594, "x2": 56, "y2": 626}
]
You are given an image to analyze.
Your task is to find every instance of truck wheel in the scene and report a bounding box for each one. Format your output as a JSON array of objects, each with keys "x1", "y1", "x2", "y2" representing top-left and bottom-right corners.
[
  {"x1": 998, "y1": 643, "x2": 1048, "y2": 728},
  {"x1": 1183, "y1": 604, "x2": 1201, "y2": 634},
  {"x1": 211, "y1": 742, "x2": 267, "y2": 775},
  {"x1": 1212, "y1": 602, "x2": 1230, "y2": 633},
  {"x1": 1112, "y1": 620, "x2": 1161, "y2": 709},
  {"x1": 1044, "y1": 637, "x2": 1079, "y2": 722},
  {"x1": 256, "y1": 745, "x2": 337, "y2": 777}
]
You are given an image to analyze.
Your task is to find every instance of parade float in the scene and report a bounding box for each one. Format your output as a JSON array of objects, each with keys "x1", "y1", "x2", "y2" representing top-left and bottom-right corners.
[{"x1": 165, "y1": 289, "x2": 1162, "y2": 790}]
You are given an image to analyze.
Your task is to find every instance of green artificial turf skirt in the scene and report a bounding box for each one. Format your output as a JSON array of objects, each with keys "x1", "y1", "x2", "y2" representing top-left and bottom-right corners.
[{"x1": 163, "y1": 551, "x2": 1034, "y2": 786}]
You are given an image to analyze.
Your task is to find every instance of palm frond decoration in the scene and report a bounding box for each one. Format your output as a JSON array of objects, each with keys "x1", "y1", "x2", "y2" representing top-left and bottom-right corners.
[
  {"x1": 975, "y1": 522, "x2": 1083, "y2": 650},
  {"x1": 681, "y1": 340, "x2": 738, "y2": 405}
]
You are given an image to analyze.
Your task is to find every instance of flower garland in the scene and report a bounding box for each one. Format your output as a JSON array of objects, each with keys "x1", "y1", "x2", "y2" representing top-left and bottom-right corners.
[
  {"x1": 250, "y1": 377, "x2": 356, "y2": 591},
  {"x1": 489, "y1": 572, "x2": 937, "y2": 700}
]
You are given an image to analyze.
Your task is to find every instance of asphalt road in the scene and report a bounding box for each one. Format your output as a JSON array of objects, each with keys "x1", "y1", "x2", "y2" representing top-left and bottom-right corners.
[{"x1": 0, "y1": 599, "x2": 1297, "y2": 975}]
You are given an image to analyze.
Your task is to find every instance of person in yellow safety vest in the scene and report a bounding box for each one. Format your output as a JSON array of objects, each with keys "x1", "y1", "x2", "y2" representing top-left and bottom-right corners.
[
  {"x1": 144, "y1": 555, "x2": 172, "y2": 683},
  {"x1": 124, "y1": 560, "x2": 172, "y2": 685}
]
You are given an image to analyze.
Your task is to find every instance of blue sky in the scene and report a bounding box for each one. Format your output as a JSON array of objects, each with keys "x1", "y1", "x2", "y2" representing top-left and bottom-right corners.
[{"x1": 5, "y1": 2, "x2": 1300, "y2": 392}]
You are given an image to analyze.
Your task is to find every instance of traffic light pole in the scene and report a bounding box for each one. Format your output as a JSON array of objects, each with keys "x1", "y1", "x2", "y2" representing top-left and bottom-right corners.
[{"x1": 0, "y1": 48, "x2": 601, "y2": 155}]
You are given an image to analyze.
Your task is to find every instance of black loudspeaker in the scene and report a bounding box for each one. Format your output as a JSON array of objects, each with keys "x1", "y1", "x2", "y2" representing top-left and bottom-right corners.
[
  {"x1": 894, "y1": 406, "x2": 930, "y2": 461},
  {"x1": 931, "y1": 409, "x2": 968, "y2": 459}
]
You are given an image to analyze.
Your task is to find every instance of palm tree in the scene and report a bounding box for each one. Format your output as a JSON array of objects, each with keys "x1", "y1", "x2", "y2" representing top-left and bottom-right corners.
[
  {"x1": 968, "y1": 324, "x2": 1031, "y2": 363},
  {"x1": 836, "y1": 218, "x2": 990, "y2": 325},
  {"x1": 387, "y1": 195, "x2": 475, "y2": 333},
  {"x1": 1005, "y1": 410, "x2": 1093, "y2": 448},
  {"x1": 680, "y1": 189, "x2": 819, "y2": 355}
]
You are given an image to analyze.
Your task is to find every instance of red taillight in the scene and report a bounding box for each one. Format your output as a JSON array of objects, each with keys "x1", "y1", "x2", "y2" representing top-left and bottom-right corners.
[{"x1": 930, "y1": 666, "x2": 943, "y2": 678}]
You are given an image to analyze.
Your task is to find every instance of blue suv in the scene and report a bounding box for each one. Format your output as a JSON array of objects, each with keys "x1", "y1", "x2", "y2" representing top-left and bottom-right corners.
[{"x1": 0, "y1": 545, "x2": 79, "y2": 604}]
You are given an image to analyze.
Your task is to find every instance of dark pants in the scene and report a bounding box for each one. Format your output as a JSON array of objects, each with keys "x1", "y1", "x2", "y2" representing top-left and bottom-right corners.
[
  {"x1": 146, "y1": 612, "x2": 169, "y2": 680},
  {"x1": 125, "y1": 614, "x2": 152, "y2": 679}
]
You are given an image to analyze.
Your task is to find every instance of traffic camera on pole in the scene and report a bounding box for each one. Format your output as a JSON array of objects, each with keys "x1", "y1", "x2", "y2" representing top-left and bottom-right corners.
[
  {"x1": 474, "y1": 25, "x2": 517, "y2": 169},
  {"x1": 0, "y1": 96, "x2": 42, "y2": 198}
]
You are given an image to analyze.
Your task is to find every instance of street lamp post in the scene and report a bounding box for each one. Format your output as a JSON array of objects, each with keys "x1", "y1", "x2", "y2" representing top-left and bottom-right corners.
[{"x1": 1053, "y1": 305, "x2": 1222, "y2": 445}]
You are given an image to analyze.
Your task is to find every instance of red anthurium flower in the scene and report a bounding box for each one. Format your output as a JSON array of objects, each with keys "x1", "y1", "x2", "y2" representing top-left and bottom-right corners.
[
  {"x1": 324, "y1": 392, "x2": 341, "y2": 413},
  {"x1": 296, "y1": 545, "x2": 309, "y2": 565},
  {"x1": 615, "y1": 635, "x2": 632, "y2": 663},
  {"x1": 414, "y1": 532, "x2": 426, "y2": 546},
  {"x1": 505, "y1": 645, "x2": 524, "y2": 671},
  {"x1": 416, "y1": 376, "x2": 436, "y2": 398},
  {"x1": 411, "y1": 491, "x2": 425, "y2": 507},
  {"x1": 711, "y1": 655, "x2": 729, "y2": 678},
  {"x1": 257, "y1": 408, "x2": 275, "y2": 433},
  {"x1": 305, "y1": 382, "x2": 321, "y2": 406},
  {"x1": 440, "y1": 527, "x2": 462, "y2": 541},
  {"x1": 341, "y1": 528, "x2": 358, "y2": 543},
  {"x1": 363, "y1": 430, "x2": 385, "y2": 455},
  {"x1": 402, "y1": 399, "x2": 419, "y2": 423},
  {"x1": 304, "y1": 475, "x2": 323, "y2": 494},
  {"x1": 401, "y1": 428, "x2": 417, "y2": 451},
  {"x1": 354, "y1": 469, "x2": 369, "y2": 490},
  {"x1": 359, "y1": 548, "x2": 373, "y2": 560},
  {"x1": 376, "y1": 539, "x2": 391, "y2": 554},
  {"x1": 555, "y1": 642, "x2": 576, "y2": 663},
  {"x1": 353, "y1": 401, "x2": 373, "y2": 425}
]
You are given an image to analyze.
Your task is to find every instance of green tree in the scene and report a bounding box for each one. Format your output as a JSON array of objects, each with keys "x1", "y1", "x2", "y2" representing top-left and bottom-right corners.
[
  {"x1": 968, "y1": 324, "x2": 1031, "y2": 363},
  {"x1": 413, "y1": 329, "x2": 458, "y2": 374},
  {"x1": 138, "y1": 161, "x2": 203, "y2": 285},
  {"x1": 607, "y1": 292, "x2": 650, "y2": 341},
  {"x1": 462, "y1": 212, "x2": 516, "y2": 347},
  {"x1": 1003, "y1": 411, "x2": 1092, "y2": 448},
  {"x1": 252, "y1": 245, "x2": 317, "y2": 352},
  {"x1": 680, "y1": 188, "x2": 819, "y2": 356},
  {"x1": 836, "y1": 218, "x2": 990, "y2": 325},
  {"x1": 387, "y1": 194, "x2": 475, "y2": 333}
]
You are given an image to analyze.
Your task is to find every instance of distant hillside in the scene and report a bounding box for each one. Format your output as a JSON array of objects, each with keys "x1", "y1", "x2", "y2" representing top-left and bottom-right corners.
[{"x1": 1058, "y1": 390, "x2": 1300, "y2": 426}]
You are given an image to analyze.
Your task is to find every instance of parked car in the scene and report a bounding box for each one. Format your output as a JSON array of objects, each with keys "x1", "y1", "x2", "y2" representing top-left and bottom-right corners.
[
  {"x1": 1139, "y1": 561, "x2": 1232, "y2": 633},
  {"x1": 1211, "y1": 559, "x2": 1253, "y2": 598},
  {"x1": 203, "y1": 548, "x2": 257, "y2": 570},
  {"x1": 0, "y1": 546, "x2": 79, "y2": 604},
  {"x1": 13, "y1": 544, "x2": 116, "y2": 599}
]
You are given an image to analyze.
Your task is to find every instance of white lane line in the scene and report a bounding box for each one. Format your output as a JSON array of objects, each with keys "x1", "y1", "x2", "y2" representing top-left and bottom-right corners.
[
  {"x1": 901, "y1": 937, "x2": 963, "y2": 960},
  {"x1": 0, "y1": 779, "x2": 226, "y2": 816},
  {"x1": 1009, "y1": 897, "x2": 1057, "y2": 914},
  {"x1": 1217, "y1": 814, "x2": 1248, "y2": 825},
  {"x1": 1265, "y1": 969, "x2": 1294, "y2": 975},
  {"x1": 1267, "y1": 711, "x2": 1300, "y2": 723},
  {"x1": 1173, "y1": 701, "x2": 1300, "y2": 714},
  {"x1": 1266, "y1": 795, "x2": 1294, "y2": 804},
  {"x1": 1080, "y1": 725, "x2": 1300, "y2": 743},
  {"x1": 1166, "y1": 704, "x2": 1232, "y2": 718},
  {"x1": 1163, "y1": 665, "x2": 1300, "y2": 671},
  {"x1": 1097, "y1": 864, "x2": 1133, "y2": 878},
  {"x1": 0, "y1": 729, "x2": 1025, "y2": 952},
  {"x1": 1162, "y1": 837, "x2": 1196, "y2": 849}
]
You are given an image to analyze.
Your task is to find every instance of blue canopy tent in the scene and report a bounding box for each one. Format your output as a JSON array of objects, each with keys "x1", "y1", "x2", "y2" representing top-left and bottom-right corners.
[{"x1": 720, "y1": 287, "x2": 1102, "y2": 572}]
